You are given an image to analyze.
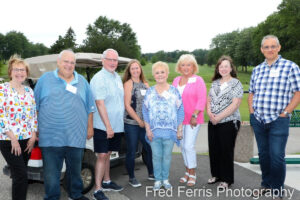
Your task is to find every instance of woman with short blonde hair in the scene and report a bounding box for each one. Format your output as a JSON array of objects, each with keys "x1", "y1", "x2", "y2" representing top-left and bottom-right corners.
[{"x1": 172, "y1": 54, "x2": 206, "y2": 186}]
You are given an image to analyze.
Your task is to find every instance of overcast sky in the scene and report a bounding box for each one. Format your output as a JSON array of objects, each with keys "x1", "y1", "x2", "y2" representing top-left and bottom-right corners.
[{"x1": 0, "y1": 0, "x2": 282, "y2": 53}]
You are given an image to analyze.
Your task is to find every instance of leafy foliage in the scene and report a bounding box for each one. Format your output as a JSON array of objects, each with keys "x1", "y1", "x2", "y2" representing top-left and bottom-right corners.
[
  {"x1": 81, "y1": 16, "x2": 141, "y2": 60},
  {"x1": 49, "y1": 27, "x2": 77, "y2": 53}
]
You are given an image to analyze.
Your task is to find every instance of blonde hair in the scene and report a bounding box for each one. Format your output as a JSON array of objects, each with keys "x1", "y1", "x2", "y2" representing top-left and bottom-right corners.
[
  {"x1": 8, "y1": 55, "x2": 29, "y2": 80},
  {"x1": 175, "y1": 54, "x2": 199, "y2": 74},
  {"x1": 152, "y1": 61, "x2": 169, "y2": 75}
]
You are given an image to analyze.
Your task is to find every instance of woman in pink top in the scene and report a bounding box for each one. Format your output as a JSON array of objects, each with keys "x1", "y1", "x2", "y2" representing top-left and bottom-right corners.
[{"x1": 172, "y1": 54, "x2": 206, "y2": 186}]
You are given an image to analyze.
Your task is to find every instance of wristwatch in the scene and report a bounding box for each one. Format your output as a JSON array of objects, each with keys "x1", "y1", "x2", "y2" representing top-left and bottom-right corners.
[
  {"x1": 283, "y1": 111, "x2": 290, "y2": 117},
  {"x1": 192, "y1": 114, "x2": 198, "y2": 118}
]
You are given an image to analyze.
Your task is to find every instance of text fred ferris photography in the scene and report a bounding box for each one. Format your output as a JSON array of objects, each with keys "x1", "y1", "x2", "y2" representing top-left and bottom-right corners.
[{"x1": 145, "y1": 186, "x2": 295, "y2": 200}]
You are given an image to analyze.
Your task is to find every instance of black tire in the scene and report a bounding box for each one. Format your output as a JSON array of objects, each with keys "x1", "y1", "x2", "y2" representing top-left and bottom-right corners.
[
  {"x1": 62, "y1": 162, "x2": 95, "y2": 194},
  {"x1": 81, "y1": 162, "x2": 95, "y2": 194}
]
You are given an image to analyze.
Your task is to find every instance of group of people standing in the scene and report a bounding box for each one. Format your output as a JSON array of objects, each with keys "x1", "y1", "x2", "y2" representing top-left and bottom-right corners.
[{"x1": 0, "y1": 34, "x2": 299, "y2": 200}]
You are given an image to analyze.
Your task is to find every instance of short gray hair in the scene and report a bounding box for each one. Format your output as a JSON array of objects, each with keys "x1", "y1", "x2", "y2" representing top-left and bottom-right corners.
[
  {"x1": 261, "y1": 35, "x2": 280, "y2": 47},
  {"x1": 58, "y1": 49, "x2": 76, "y2": 60},
  {"x1": 102, "y1": 48, "x2": 119, "y2": 58}
]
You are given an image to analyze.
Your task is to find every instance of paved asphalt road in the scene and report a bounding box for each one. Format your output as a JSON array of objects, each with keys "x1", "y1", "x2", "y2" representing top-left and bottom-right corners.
[{"x1": 2, "y1": 154, "x2": 299, "y2": 200}]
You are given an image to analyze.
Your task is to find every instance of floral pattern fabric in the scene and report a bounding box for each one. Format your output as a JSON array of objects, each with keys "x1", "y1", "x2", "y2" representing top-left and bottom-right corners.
[{"x1": 0, "y1": 82, "x2": 38, "y2": 140}]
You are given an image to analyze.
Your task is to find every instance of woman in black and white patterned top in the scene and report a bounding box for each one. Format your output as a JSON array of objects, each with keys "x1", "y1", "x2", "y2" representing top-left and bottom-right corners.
[{"x1": 206, "y1": 56, "x2": 243, "y2": 189}]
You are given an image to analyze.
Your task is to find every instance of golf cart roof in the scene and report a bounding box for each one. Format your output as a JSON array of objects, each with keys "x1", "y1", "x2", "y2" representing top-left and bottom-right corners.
[{"x1": 25, "y1": 52, "x2": 131, "y2": 80}]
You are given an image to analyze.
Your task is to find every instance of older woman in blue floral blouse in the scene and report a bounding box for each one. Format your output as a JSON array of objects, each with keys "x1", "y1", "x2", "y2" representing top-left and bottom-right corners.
[{"x1": 142, "y1": 61, "x2": 184, "y2": 191}]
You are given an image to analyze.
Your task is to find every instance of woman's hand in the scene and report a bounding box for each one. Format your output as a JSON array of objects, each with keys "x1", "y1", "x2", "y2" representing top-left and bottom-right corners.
[
  {"x1": 137, "y1": 119, "x2": 145, "y2": 128},
  {"x1": 146, "y1": 131, "x2": 154, "y2": 142},
  {"x1": 189, "y1": 117, "x2": 197, "y2": 128},
  {"x1": 11, "y1": 139, "x2": 21, "y2": 156},
  {"x1": 209, "y1": 114, "x2": 218, "y2": 125},
  {"x1": 177, "y1": 129, "x2": 183, "y2": 140},
  {"x1": 25, "y1": 134, "x2": 36, "y2": 153}
]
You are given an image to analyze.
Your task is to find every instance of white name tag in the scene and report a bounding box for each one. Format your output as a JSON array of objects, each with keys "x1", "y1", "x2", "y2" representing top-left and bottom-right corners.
[
  {"x1": 188, "y1": 77, "x2": 196, "y2": 83},
  {"x1": 220, "y1": 82, "x2": 228, "y2": 91},
  {"x1": 161, "y1": 91, "x2": 170, "y2": 99},
  {"x1": 270, "y1": 68, "x2": 280, "y2": 77},
  {"x1": 140, "y1": 89, "x2": 146, "y2": 96},
  {"x1": 117, "y1": 82, "x2": 123, "y2": 90},
  {"x1": 66, "y1": 84, "x2": 77, "y2": 94}
]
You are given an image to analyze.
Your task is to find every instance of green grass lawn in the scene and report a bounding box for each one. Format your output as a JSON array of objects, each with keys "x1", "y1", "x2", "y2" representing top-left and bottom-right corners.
[
  {"x1": 135, "y1": 63, "x2": 253, "y2": 121},
  {"x1": 0, "y1": 63, "x2": 8, "y2": 82}
]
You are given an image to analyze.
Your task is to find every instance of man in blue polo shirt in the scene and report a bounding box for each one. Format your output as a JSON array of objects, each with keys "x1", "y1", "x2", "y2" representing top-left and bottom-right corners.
[
  {"x1": 248, "y1": 35, "x2": 300, "y2": 200},
  {"x1": 90, "y1": 49, "x2": 124, "y2": 200},
  {"x1": 34, "y1": 49, "x2": 95, "y2": 200}
]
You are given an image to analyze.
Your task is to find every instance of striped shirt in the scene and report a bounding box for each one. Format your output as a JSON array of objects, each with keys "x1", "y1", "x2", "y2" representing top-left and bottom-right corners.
[
  {"x1": 249, "y1": 55, "x2": 300, "y2": 123},
  {"x1": 34, "y1": 69, "x2": 96, "y2": 148}
]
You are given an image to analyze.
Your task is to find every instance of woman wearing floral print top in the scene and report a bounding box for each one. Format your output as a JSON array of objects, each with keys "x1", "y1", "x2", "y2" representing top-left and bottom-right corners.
[
  {"x1": 142, "y1": 61, "x2": 184, "y2": 191},
  {"x1": 0, "y1": 55, "x2": 38, "y2": 200}
]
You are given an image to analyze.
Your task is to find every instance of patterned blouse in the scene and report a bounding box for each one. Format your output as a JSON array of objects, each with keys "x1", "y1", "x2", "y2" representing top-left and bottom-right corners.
[
  {"x1": 0, "y1": 82, "x2": 38, "y2": 140},
  {"x1": 124, "y1": 81, "x2": 147, "y2": 125},
  {"x1": 209, "y1": 78, "x2": 243, "y2": 123},
  {"x1": 142, "y1": 85, "x2": 184, "y2": 144}
]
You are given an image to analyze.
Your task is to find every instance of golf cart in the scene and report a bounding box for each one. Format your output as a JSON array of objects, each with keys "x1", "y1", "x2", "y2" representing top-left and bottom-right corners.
[{"x1": 3, "y1": 52, "x2": 146, "y2": 194}]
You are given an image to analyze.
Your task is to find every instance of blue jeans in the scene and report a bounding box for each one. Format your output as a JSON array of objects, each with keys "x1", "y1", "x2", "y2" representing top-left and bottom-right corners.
[
  {"x1": 250, "y1": 114, "x2": 289, "y2": 191},
  {"x1": 125, "y1": 123, "x2": 153, "y2": 179},
  {"x1": 41, "y1": 147, "x2": 84, "y2": 200},
  {"x1": 150, "y1": 138, "x2": 174, "y2": 181}
]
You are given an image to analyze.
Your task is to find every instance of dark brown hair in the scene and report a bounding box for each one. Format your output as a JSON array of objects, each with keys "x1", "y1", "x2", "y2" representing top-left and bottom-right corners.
[
  {"x1": 211, "y1": 55, "x2": 237, "y2": 81},
  {"x1": 122, "y1": 59, "x2": 147, "y2": 84},
  {"x1": 8, "y1": 55, "x2": 29, "y2": 80}
]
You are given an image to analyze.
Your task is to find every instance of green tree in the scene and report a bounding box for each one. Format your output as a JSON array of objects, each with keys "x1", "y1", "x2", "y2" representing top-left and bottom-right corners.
[
  {"x1": 234, "y1": 27, "x2": 256, "y2": 71},
  {"x1": 2, "y1": 31, "x2": 30, "y2": 60},
  {"x1": 276, "y1": 0, "x2": 300, "y2": 64},
  {"x1": 0, "y1": 33, "x2": 5, "y2": 60},
  {"x1": 49, "y1": 27, "x2": 77, "y2": 53},
  {"x1": 192, "y1": 49, "x2": 209, "y2": 65},
  {"x1": 81, "y1": 16, "x2": 141, "y2": 59}
]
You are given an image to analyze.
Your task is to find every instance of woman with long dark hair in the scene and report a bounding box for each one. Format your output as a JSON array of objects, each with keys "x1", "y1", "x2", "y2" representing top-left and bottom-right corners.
[{"x1": 206, "y1": 56, "x2": 243, "y2": 189}]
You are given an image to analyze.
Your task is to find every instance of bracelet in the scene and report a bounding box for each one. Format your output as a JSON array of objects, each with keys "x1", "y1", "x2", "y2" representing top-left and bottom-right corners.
[{"x1": 192, "y1": 113, "x2": 198, "y2": 118}]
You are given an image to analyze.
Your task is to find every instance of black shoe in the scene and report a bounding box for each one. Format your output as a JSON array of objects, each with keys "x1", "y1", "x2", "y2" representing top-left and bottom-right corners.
[
  {"x1": 148, "y1": 174, "x2": 155, "y2": 180},
  {"x1": 69, "y1": 196, "x2": 90, "y2": 200},
  {"x1": 93, "y1": 190, "x2": 108, "y2": 200},
  {"x1": 252, "y1": 186, "x2": 271, "y2": 197},
  {"x1": 102, "y1": 181, "x2": 123, "y2": 191},
  {"x1": 129, "y1": 178, "x2": 142, "y2": 187}
]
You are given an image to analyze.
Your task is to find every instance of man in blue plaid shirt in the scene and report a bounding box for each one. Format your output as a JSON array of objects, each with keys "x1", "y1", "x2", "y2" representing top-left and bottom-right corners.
[{"x1": 248, "y1": 35, "x2": 300, "y2": 199}]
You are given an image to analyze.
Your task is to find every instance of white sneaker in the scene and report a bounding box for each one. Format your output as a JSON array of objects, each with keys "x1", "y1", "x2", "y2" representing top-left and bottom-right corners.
[
  {"x1": 163, "y1": 180, "x2": 172, "y2": 189},
  {"x1": 153, "y1": 181, "x2": 162, "y2": 191}
]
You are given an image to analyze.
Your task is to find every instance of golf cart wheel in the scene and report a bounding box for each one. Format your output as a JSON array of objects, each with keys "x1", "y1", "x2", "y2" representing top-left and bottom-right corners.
[
  {"x1": 62, "y1": 162, "x2": 95, "y2": 194},
  {"x1": 81, "y1": 162, "x2": 95, "y2": 194}
]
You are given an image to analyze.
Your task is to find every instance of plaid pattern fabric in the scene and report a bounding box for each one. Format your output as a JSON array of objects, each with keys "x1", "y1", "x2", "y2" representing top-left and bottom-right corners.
[{"x1": 249, "y1": 55, "x2": 300, "y2": 123}]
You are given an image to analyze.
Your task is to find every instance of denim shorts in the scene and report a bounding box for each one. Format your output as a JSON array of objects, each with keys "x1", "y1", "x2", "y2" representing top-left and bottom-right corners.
[{"x1": 93, "y1": 128, "x2": 122, "y2": 153}]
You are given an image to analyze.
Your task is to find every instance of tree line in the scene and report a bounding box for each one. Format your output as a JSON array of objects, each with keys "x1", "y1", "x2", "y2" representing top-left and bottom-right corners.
[
  {"x1": 0, "y1": 0, "x2": 299, "y2": 70},
  {"x1": 144, "y1": 0, "x2": 300, "y2": 70}
]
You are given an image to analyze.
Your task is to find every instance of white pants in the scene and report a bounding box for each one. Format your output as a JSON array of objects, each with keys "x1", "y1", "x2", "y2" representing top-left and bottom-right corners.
[{"x1": 180, "y1": 124, "x2": 201, "y2": 169}]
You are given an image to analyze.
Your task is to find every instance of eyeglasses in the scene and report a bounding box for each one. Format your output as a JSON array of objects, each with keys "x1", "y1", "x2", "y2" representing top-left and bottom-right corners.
[
  {"x1": 262, "y1": 45, "x2": 278, "y2": 50},
  {"x1": 12, "y1": 68, "x2": 26, "y2": 72},
  {"x1": 105, "y1": 58, "x2": 118, "y2": 62},
  {"x1": 63, "y1": 60, "x2": 76, "y2": 65}
]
